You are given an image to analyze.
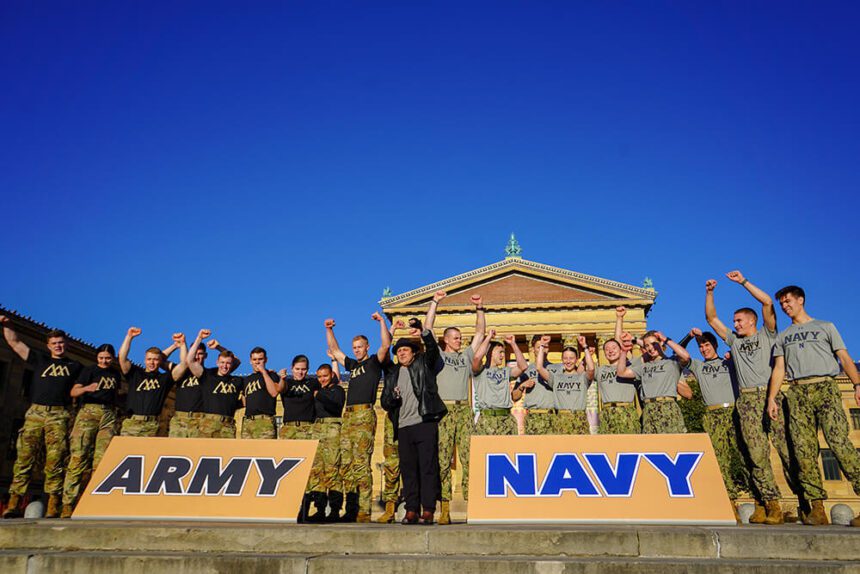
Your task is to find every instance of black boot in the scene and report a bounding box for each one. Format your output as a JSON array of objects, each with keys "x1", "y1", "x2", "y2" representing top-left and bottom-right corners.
[
  {"x1": 340, "y1": 491, "x2": 359, "y2": 523},
  {"x1": 326, "y1": 491, "x2": 344, "y2": 523},
  {"x1": 297, "y1": 493, "x2": 313, "y2": 524},
  {"x1": 306, "y1": 492, "x2": 327, "y2": 523}
]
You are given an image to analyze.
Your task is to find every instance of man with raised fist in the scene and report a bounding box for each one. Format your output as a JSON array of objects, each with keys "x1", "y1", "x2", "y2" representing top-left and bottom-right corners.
[
  {"x1": 186, "y1": 329, "x2": 242, "y2": 439},
  {"x1": 240, "y1": 347, "x2": 280, "y2": 439}
]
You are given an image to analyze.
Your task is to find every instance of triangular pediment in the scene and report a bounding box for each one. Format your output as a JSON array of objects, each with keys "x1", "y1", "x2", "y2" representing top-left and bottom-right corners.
[{"x1": 381, "y1": 258, "x2": 655, "y2": 310}]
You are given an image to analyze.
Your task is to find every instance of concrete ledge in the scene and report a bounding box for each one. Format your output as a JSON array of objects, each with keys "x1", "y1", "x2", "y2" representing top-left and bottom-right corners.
[
  {"x1": 716, "y1": 527, "x2": 860, "y2": 561},
  {"x1": 428, "y1": 525, "x2": 640, "y2": 557},
  {"x1": 636, "y1": 526, "x2": 718, "y2": 558},
  {"x1": 0, "y1": 553, "x2": 29, "y2": 574}
]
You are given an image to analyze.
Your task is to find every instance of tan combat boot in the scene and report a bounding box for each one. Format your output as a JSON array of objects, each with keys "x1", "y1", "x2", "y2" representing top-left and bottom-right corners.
[
  {"x1": 2, "y1": 494, "x2": 22, "y2": 519},
  {"x1": 375, "y1": 501, "x2": 396, "y2": 523},
  {"x1": 748, "y1": 503, "x2": 767, "y2": 524},
  {"x1": 356, "y1": 511, "x2": 372, "y2": 523},
  {"x1": 850, "y1": 513, "x2": 860, "y2": 527},
  {"x1": 60, "y1": 504, "x2": 74, "y2": 519},
  {"x1": 438, "y1": 501, "x2": 451, "y2": 525},
  {"x1": 45, "y1": 494, "x2": 62, "y2": 519},
  {"x1": 802, "y1": 500, "x2": 829, "y2": 526},
  {"x1": 763, "y1": 500, "x2": 784, "y2": 525}
]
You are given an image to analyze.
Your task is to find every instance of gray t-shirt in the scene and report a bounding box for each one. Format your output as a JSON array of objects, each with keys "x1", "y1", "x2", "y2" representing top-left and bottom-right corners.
[
  {"x1": 474, "y1": 366, "x2": 513, "y2": 410},
  {"x1": 437, "y1": 347, "x2": 475, "y2": 402},
  {"x1": 595, "y1": 364, "x2": 637, "y2": 403},
  {"x1": 687, "y1": 358, "x2": 737, "y2": 406},
  {"x1": 520, "y1": 362, "x2": 562, "y2": 409},
  {"x1": 773, "y1": 319, "x2": 847, "y2": 380},
  {"x1": 726, "y1": 328, "x2": 776, "y2": 389},
  {"x1": 397, "y1": 366, "x2": 422, "y2": 428},
  {"x1": 549, "y1": 370, "x2": 590, "y2": 412},
  {"x1": 630, "y1": 356, "x2": 684, "y2": 399}
]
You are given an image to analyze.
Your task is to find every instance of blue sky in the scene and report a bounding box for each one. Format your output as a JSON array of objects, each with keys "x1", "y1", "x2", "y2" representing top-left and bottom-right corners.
[{"x1": 1, "y1": 2, "x2": 857, "y2": 369}]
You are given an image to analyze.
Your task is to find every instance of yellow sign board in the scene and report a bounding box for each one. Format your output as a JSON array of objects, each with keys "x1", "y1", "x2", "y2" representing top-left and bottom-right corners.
[
  {"x1": 468, "y1": 434, "x2": 735, "y2": 525},
  {"x1": 73, "y1": 437, "x2": 317, "y2": 522}
]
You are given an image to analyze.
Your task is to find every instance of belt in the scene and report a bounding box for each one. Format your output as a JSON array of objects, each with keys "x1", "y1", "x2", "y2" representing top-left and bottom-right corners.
[
  {"x1": 706, "y1": 402, "x2": 734, "y2": 411},
  {"x1": 444, "y1": 400, "x2": 469, "y2": 406},
  {"x1": 315, "y1": 417, "x2": 342, "y2": 424},
  {"x1": 130, "y1": 414, "x2": 158, "y2": 422},
  {"x1": 201, "y1": 413, "x2": 236, "y2": 424},
  {"x1": 81, "y1": 403, "x2": 114, "y2": 410},
  {"x1": 644, "y1": 396, "x2": 676, "y2": 403},
  {"x1": 603, "y1": 401, "x2": 634, "y2": 407},
  {"x1": 31, "y1": 404, "x2": 68, "y2": 412},
  {"x1": 558, "y1": 409, "x2": 586, "y2": 415},
  {"x1": 244, "y1": 414, "x2": 274, "y2": 421},
  {"x1": 789, "y1": 376, "x2": 833, "y2": 385},
  {"x1": 175, "y1": 410, "x2": 204, "y2": 419},
  {"x1": 529, "y1": 408, "x2": 558, "y2": 414},
  {"x1": 285, "y1": 420, "x2": 313, "y2": 426},
  {"x1": 481, "y1": 408, "x2": 511, "y2": 416},
  {"x1": 345, "y1": 404, "x2": 373, "y2": 412},
  {"x1": 740, "y1": 386, "x2": 767, "y2": 394}
]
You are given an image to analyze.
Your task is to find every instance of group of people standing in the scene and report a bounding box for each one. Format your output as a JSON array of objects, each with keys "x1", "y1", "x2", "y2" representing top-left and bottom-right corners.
[{"x1": 1, "y1": 269, "x2": 859, "y2": 527}]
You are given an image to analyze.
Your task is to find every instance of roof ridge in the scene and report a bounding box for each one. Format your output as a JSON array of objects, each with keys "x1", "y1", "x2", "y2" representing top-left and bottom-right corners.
[{"x1": 0, "y1": 304, "x2": 99, "y2": 352}]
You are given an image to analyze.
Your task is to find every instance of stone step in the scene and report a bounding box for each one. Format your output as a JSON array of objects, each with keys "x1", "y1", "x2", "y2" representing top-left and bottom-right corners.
[{"x1": 2, "y1": 550, "x2": 860, "y2": 574}]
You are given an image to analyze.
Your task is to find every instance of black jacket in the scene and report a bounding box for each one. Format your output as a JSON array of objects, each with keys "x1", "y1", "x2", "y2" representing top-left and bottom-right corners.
[{"x1": 380, "y1": 329, "x2": 447, "y2": 438}]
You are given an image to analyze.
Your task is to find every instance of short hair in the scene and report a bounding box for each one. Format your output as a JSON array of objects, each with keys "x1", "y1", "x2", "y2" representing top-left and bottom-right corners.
[
  {"x1": 776, "y1": 285, "x2": 806, "y2": 301},
  {"x1": 486, "y1": 341, "x2": 504, "y2": 362},
  {"x1": 733, "y1": 307, "x2": 759, "y2": 322},
  {"x1": 250, "y1": 346, "x2": 267, "y2": 357},
  {"x1": 145, "y1": 346, "x2": 162, "y2": 356},
  {"x1": 643, "y1": 330, "x2": 659, "y2": 340},
  {"x1": 698, "y1": 331, "x2": 719, "y2": 350},
  {"x1": 352, "y1": 335, "x2": 369, "y2": 345},
  {"x1": 603, "y1": 338, "x2": 621, "y2": 349},
  {"x1": 292, "y1": 354, "x2": 309, "y2": 367},
  {"x1": 530, "y1": 335, "x2": 543, "y2": 347},
  {"x1": 219, "y1": 350, "x2": 235, "y2": 360},
  {"x1": 443, "y1": 327, "x2": 461, "y2": 338},
  {"x1": 316, "y1": 364, "x2": 333, "y2": 374},
  {"x1": 46, "y1": 329, "x2": 66, "y2": 342},
  {"x1": 96, "y1": 343, "x2": 116, "y2": 357}
]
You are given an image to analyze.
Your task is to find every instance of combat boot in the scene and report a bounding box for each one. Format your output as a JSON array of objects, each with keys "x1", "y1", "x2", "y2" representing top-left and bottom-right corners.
[
  {"x1": 375, "y1": 501, "x2": 396, "y2": 523},
  {"x1": 356, "y1": 510, "x2": 372, "y2": 523},
  {"x1": 60, "y1": 504, "x2": 74, "y2": 519},
  {"x1": 2, "y1": 495, "x2": 22, "y2": 519},
  {"x1": 802, "y1": 500, "x2": 829, "y2": 526},
  {"x1": 438, "y1": 501, "x2": 451, "y2": 525},
  {"x1": 45, "y1": 495, "x2": 62, "y2": 519},
  {"x1": 763, "y1": 500, "x2": 784, "y2": 525},
  {"x1": 340, "y1": 492, "x2": 359, "y2": 523},
  {"x1": 326, "y1": 491, "x2": 343, "y2": 523},
  {"x1": 850, "y1": 513, "x2": 860, "y2": 527},
  {"x1": 748, "y1": 503, "x2": 767, "y2": 524},
  {"x1": 297, "y1": 493, "x2": 313, "y2": 524}
]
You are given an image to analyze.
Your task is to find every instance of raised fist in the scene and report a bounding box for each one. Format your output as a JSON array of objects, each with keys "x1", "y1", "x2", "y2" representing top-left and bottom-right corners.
[
  {"x1": 324, "y1": 319, "x2": 335, "y2": 329},
  {"x1": 253, "y1": 362, "x2": 264, "y2": 373},
  {"x1": 128, "y1": 327, "x2": 142, "y2": 338},
  {"x1": 371, "y1": 312, "x2": 383, "y2": 322},
  {"x1": 503, "y1": 334, "x2": 515, "y2": 345},
  {"x1": 408, "y1": 317, "x2": 423, "y2": 331},
  {"x1": 691, "y1": 327, "x2": 702, "y2": 337},
  {"x1": 206, "y1": 339, "x2": 220, "y2": 350},
  {"x1": 471, "y1": 294, "x2": 483, "y2": 307},
  {"x1": 620, "y1": 332, "x2": 634, "y2": 351},
  {"x1": 278, "y1": 368, "x2": 288, "y2": 379},
  {"x1": 705, "y1": 279, "x2": 717, "y2": 292},
  {"x1": 393, "y1": 319, "x2": 406, "y2": 330},
  {"x1": 326, "y1": 349, "x2": 334, "y2": 359},
  {"x1": 540, "y1": 335, "x2": 551, "y2": 345},
  {"x1": 726, "y1": 270, "x2": 745, "y2": 284},
  {"x1": 577, "y1": 335, "x2": 587, "y2": 348},
  {"x1": 408, "y1": 328, "x2": 421, "y2": 338},
  {"x1": 172, "y1": 333, "x2": 185, "y2": 344},
  {"x1": 198, "y1": 329, "x2": 211, "y2": 340},
  {"x1": 0, "y1": 315, "x2": 9, "y2": 325},
  {"x1": 433, "y1": 291, "x2": 447, "y2": 303},
  {"x1": 488, "y1": 329, "x2": 497, "y2": 339},
  {"x1": 615, "y1": 306, "x2": 626, "y2": 318}
]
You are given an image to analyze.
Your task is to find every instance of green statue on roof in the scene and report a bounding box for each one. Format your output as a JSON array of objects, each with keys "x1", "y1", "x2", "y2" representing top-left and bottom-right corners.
[{"x1": 505, "y1": 233, "x2": 522, "y2": 259}]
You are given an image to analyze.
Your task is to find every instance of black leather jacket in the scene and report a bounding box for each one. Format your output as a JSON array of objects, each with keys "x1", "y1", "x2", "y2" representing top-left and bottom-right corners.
[{"x1": 380, "y1": 329, "x2": 447, "y2": 438}]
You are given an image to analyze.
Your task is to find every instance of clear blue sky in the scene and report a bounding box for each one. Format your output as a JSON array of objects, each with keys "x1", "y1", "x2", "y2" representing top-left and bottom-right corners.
[{"x1": 1, "y1": 2, "x2": 857, "y2": 370}]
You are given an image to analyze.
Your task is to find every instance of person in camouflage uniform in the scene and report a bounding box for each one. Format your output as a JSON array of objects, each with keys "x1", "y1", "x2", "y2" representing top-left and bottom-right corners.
[
  {"x1": 535, "y1": 336, "x2": 593, "y2": 435},
  {"x1": 307, "y1": 362, "x2": 346, "y2": 522},
  {"x1": 61, "y1": 343, "x2": 121, "y2": 517},
  {"x1": 239, "y1": 347, "x2": 280, "y2": 440},
  {"x1": 597, "y1": 307, "x2": 642, "y2": 435},
  {"x1": 1, "y1": 318, "x2": 83, "y2": 519},
  {"x1": 375, "y1": 413, "x2": 401, "y2": 522},
  {"x1": 519, "y1": 336, "x2": 562, "y2": 435},
  {"x1": 473, "y1": 330, "x2": 529, "y2": 437},
  {"x1": 768, "y1": 285, "x2": 860, "y2": 527}
]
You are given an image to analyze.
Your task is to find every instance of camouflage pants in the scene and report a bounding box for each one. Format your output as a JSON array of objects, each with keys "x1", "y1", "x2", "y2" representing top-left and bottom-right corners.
[
  {"x1": 702, "y1": 406, "x2": 746, "y2": 500},
  {"x1": 169, "y1": 411, "x2": 201, "y2": 438},
  {"x1": 62, "y1": 404, "x2": 116, "y2": 506},
  {"x1": 120, "y1": 416, "x2": 160, "y2": 437},
  {"x1": 474, "y1": 411, "x2": 517, "y2": 435},
  {"x1": 9, "y1": 405, "x2": 70, "y2": 496},
  {"x1": 438, "y1": 402, "x2": 471, "y2": 501},
  {"x1": 784, "y1": 380, "x2": 860, "y2": 501},
  {"x1": 641, "y1": 400, "x2": 687, "y2": 434},
  {"x1": 525, "y1": 412, "x2": 558, "y2": 435},
  {"x1": 736, "y1": 389, "x2": 798, "y2": 502},
  {"x1": 197, "y1": 414, "x2": 237, "y2": 439},
  {"x1": 241, "y1": 415, "x2": 276, "y2": 439},
  {"x1": 308, "y1": 420, "x2": 342, "y2": 492},
  {"x1": 279, "y1": 421, "x2": 315, "y2": 440},
  {"x1": 380, "y1": 415, "x2": 400, "y2": 503},
  {"x1": 555, "y1": 410, "x2": 590, "y2": 435},
  {"x1": 340, "y1": 406, "x2": 377, "y2": 514},
  {"x1": 599, "y1": 404, "x2": 640, "y2": 434}
]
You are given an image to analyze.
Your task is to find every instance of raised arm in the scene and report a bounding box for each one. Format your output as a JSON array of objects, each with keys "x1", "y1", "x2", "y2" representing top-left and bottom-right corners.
[
  {"x1": 615, "y1": 333, "x2": 638, "y2": 379},
  {"x1": 470, "y1": 294, "x2": 486, "y2": 352},
  {"x1": 615, "y1": 306, "x2": 633, "y2": 359},
  {"x1": 324, "y1": 319, "x2": 347, "y2": 364},
  {"x1": 170, "y1": 333, "x2": 189, "y2": 380},
  {"x1": 0, "y1": 316, "x2": 30, "y2": 361},
  {"x1": 705, "y1": 279, "x2": 730, "y2": 341},
  {"x1": 472, "y1": 329, "x2": 494, "y2": 374},
  {"x1": 161, "y1": 341, "x2": 178, "y2": 360},
  {"x1": 766, "y1": 356, "x2": 786, "y2": 420},
  {"x1": 726, "y1": 270, "x2": 776, "y2": 332},
  {"x1": 258, "y1": 365, "x2": 282, "y2": 397},
  {"x1": 507, "y1": 335, "x2": 529, "y2": 378},
  {"x1": 327, "y1": 349, "x2": 342, "y2": 382},
  {"x1": 579, "y1": 335, "x2": 595, "y2": 381},
  {"x1": 207, "y1": 338, "x2": 241, "y2": 372},
  {"x1": 186, "y1": 329, "x2": 210, "y2": 378},
  {"x1": 372, "y1": 312, "x2": 392, "y2": 363},
  {"x1": 659, "y1": 331, "x2": 690, "y2": 365},
  {"x1": 118, "y1": 326, "x2": 141, "y2": 375},
  {"x1": 534, "y1": 338, "x2": 551, "y2": 382},
  {"x1": 423, "y1": 291, "x2": 446, "y2": 331}
]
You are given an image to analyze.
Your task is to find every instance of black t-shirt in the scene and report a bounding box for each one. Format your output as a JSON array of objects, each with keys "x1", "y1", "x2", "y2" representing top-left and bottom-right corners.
[
  {"x1": 27, "y1": 350, "x2": 82, "y2": 406},
  {"x1": 343, "y1": 355, "x2": 385, "y2": 406},
  {"x1": 200, "y1": 367, "x2": 242, "y2": 417},
  {"x1": 174, "y1": 371, "x2": 204, "y2": 413},
  {"x1": 281, "y1": 377, "x2": 320, "y2": 422},
  {"x1": 242, "y1": 371, "x2": 279, "y2": 417},
  {"x1": 125, "y1": 364, "x2": 175, "y2": 416},
  {"x1": 75, "y1": 365, "x2": 120, "y2": 406},
  {"x1": 315, "y1": 383, "x2": 346, "y2": 419}
]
